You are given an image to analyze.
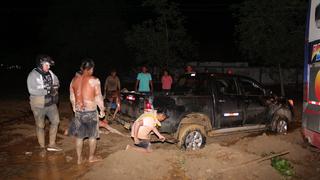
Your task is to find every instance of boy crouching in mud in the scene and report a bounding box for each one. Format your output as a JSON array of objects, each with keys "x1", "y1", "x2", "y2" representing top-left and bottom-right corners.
[{"x1": 126, "y1": 109, "x2": 168, "y2": 153}]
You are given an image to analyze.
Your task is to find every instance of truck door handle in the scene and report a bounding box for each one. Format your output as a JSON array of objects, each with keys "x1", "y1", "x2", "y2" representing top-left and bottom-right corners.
[{"x1": 218, "y1": 99, "x2": 226, "y2": 103}]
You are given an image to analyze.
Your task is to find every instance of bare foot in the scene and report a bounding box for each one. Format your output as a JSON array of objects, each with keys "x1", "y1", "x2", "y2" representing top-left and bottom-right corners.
[{"x1": 88, "y1": 156, "x2": 102, "y2": 163}]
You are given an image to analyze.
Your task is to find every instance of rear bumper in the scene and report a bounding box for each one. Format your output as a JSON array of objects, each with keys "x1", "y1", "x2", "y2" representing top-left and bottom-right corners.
[{"x1": 302, "y1": 127, "x2": 320, "y2": 149}]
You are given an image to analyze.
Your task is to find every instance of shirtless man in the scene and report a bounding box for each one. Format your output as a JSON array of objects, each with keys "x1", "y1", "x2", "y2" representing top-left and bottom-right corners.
[
  {"x1": 126, "y1": 110, "x2": 167, "y2": 153},
  {"x1": 69, "y1": 58, "x2": 105, "y2": 164}
]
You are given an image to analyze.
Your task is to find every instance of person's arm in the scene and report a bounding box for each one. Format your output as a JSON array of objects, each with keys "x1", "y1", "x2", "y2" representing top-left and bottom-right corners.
[
  {"x1": 132, "y1": 120, "x2": 143, "y2": 144},
  {"x1": 103, "y1": 77, "x2": 108, "y2": 99},
  {"x1": 135, "y1": 80, "x2": 139, "y2": 92},
  {"x1": 135, "y1": 73, "x2": 140, "y2": 92},
  {"x1": 69, "y1": 80, "x2": 76, "y2": 112},
  {"x1": 117, "y1": 77, "x2": 121, "y2": 91},
  {"x1": 152, "y1": 127, "x2": 165, "y2": 141},
  {"x1": 49, "y1": 71, "x2": 59, "y2": 96},
  {"x1": 27, "y1": 70, "x2": 47, "y2": 96},
  {"x1": 169, "y1": 76, "x2": 173, "y2": 87},
  {"x1": 93, "y1": 78, "x2": 105, "y2": 117},
  {"x1": 149, "y1": 74, "x2": 153, "y2": 93},
  {"x1": 51, "y1": 71, "x2": 60, "y2": 88},
  {"x1": 150, "y1": 80, "x2": 153, "y2": 93}
]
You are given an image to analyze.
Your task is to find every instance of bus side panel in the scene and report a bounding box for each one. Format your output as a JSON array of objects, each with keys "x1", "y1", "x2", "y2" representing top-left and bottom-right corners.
[
  {"x1": 303, "y1": 0, "x2": 320, "y2": 148},
  {"x1": 304, "y1": 103, "x2": 320, "y2": 132},
  {"x1": 302, "y1": 127, "x2": 320, "y2": 149}
]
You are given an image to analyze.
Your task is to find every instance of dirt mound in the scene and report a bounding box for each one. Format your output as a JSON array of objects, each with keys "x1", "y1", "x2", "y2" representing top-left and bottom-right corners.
[
  {"x1": 232, "y1": 131, "x2": 312, "y2": 163},
  {"x1": 82, "y1": 149, "x2": 175, "y2": 180},
  {"x1": 231, "y1": 130, "x2": 320, "y2": 179},
  {"x1": 183, "y1": 144, "x2": 280, "y2": 180},
  {"x1": 82, "y1": 143, "x2": 281, "y2": 180}
]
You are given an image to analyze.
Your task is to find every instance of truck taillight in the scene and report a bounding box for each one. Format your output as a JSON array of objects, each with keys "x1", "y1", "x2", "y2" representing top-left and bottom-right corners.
[
  {"x1": 126, "y1": 95, "x2": 135, "y2": 101},
  {"x1": 144, "y1": 99, "x2": 152, "y2": 111}
]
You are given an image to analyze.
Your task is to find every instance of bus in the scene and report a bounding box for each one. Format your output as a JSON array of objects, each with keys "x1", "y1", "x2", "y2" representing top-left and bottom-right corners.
[{"x1": 303, "y1": 0, "x2": 320, "y2": 149}]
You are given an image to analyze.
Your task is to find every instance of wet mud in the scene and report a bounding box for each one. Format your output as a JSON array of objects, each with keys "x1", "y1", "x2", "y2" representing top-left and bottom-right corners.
[{"x1": 0, "y1": 136, "x2": 96, "y2": 180}]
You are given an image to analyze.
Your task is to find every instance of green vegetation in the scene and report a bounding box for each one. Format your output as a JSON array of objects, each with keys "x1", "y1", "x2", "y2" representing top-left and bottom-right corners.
[{"x1": 271, "y1": 157, "x2": 294, "y2": 177}]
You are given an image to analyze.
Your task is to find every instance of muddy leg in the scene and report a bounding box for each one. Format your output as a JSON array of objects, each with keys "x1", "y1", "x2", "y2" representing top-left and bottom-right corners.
[
  {"x1": 76, "y1": 138, "x2": 83, "y2": 165},
  {"x1": 32, "y1": 107, "x2": 46, "y2": 148},
  {"x1": 36, "y1": 126, "x2": 45, "y2": 148},
  {"x1": 47, "y1": 105, "x2": 60, "y2": 146},
  {"x1": 88, "y1": 138, "x2": 101, "y2": 163}
]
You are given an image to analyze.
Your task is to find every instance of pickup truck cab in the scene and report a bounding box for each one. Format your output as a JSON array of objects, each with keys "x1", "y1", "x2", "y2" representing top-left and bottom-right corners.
[{"x1": 119, "y1": 73, "x2": 294, "y2": 150}]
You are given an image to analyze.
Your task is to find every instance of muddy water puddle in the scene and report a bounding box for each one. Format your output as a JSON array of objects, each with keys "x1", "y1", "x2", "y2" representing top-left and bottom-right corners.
[{"x1": 0, "y1": 137, "x2": 100, "y2": 180}]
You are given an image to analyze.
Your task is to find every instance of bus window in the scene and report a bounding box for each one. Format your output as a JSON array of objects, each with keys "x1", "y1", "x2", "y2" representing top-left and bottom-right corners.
[{"x1": 316, "y1": 3, "x2": 320, "y2": 28}]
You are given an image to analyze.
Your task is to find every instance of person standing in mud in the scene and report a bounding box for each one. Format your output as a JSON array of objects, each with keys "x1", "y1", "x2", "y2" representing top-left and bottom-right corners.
[
  {"x1": 104, "y1": 69, "x2": 121, "y2": 98},
  {"x1": 103, "y1": 69, "x2": 121, "y2": 119},
  {"x1": 69, "y1": 58, "x2": 105, "y2": 165},
  {"x1": 27, "y1": 54, "x2": 62, "y2": 152}
]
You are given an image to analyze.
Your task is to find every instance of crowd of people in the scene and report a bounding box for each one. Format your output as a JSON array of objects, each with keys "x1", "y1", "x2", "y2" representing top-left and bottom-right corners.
[{"x1": 26, "y1": 54, "x2": 187, "y2": 165}]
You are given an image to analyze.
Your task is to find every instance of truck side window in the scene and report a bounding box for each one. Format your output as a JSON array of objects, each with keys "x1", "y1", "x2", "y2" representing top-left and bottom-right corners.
[
  {"x1": 238, "y1": 78, "x2": 264, "y2": 96},
  {"x1": 214, "y1": 78, "x2": 237, "y2": 95}
]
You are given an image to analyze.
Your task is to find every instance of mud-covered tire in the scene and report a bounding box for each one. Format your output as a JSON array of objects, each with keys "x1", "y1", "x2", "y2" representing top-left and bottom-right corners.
[
  {"x1": 271, "y1": 116, "x2": 288, "y2": 135},
  {"x1": 177, "y1": 124, "x2": 206, "y2": 150}
]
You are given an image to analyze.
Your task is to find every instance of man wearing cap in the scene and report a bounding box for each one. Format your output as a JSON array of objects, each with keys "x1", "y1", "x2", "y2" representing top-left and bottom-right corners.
[{"x1": 27, "y1": 54, "x2": 62, "y2": 153}]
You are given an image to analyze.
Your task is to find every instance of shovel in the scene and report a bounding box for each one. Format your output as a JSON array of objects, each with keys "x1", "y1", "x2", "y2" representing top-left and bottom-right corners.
[{"x1": 149, "y1": 136, "x2": 179, "y2": 144}]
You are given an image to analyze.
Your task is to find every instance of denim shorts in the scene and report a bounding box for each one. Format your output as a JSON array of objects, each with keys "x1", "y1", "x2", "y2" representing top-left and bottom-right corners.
[
  {"x1": 68, "y1": 111, "x2": 98, "y2": 139},
  {"x1": 134, "y1": 140, "x2": 151, "y2": 149}
]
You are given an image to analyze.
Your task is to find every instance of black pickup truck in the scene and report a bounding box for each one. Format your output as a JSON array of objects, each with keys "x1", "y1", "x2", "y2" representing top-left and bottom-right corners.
[{"x1": 119, "y1": 73, "x2": 294, "y2": 150}]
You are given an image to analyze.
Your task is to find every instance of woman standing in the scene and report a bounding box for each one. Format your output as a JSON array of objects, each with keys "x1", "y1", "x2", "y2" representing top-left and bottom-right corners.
[{"x1": 161, "y1": 70, "x2": 173, "y2": 93}]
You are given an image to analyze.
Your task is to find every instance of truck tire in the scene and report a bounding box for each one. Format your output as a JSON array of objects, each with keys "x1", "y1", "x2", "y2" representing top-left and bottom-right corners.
[
  {"x1": 177, "y1": 124, "x2": 206, "y2": 150},
  {"x1": 271, "y1": 116, "x2": 288, "y2": 135}
]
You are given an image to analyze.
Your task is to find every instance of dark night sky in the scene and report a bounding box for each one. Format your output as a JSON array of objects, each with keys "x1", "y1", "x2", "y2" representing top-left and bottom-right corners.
[
  {"x1": 0, "y1": 0, "x2": 241, "y2": 94},
  {"x1": 0, "y1": 0, "x2": 238, "y2": 66},
  {"x1": 177, "y1": 0, "x2": 238, "y2": 61}
]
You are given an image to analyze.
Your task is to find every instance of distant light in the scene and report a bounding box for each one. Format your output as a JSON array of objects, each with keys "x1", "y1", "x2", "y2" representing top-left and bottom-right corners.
[
  {"x1": 224, "y1": 113, "x2": 239, "y2": 117},
  {"x1": 191, "y1": 73, "x2": 196, "y2": 77},
  {"x1": 0, "y1": 64, "x2": 22, "y2": 70}
]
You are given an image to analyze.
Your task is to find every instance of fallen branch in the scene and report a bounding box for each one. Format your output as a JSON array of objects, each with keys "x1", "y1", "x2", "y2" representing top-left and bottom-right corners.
[{"x1": 219, "y1": 150, "x2": 290, "y2": 173}]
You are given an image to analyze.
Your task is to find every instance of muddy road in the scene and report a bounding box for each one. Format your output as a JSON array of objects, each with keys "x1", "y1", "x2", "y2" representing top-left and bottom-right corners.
[{"x1": 0, "y1": 98, "x2": 320, "y2": 180}]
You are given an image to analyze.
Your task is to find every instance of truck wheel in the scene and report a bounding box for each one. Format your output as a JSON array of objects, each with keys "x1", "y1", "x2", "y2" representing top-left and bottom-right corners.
[
  {"x1": 178, "y1": 124, "x2": 206, "y2": 150},
  {"x1": 271, "y1": 116, "x2": 288, "y2": 135},
  {"x1": 275, "y1": 118, "x2": 288, "y2": 134}
]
